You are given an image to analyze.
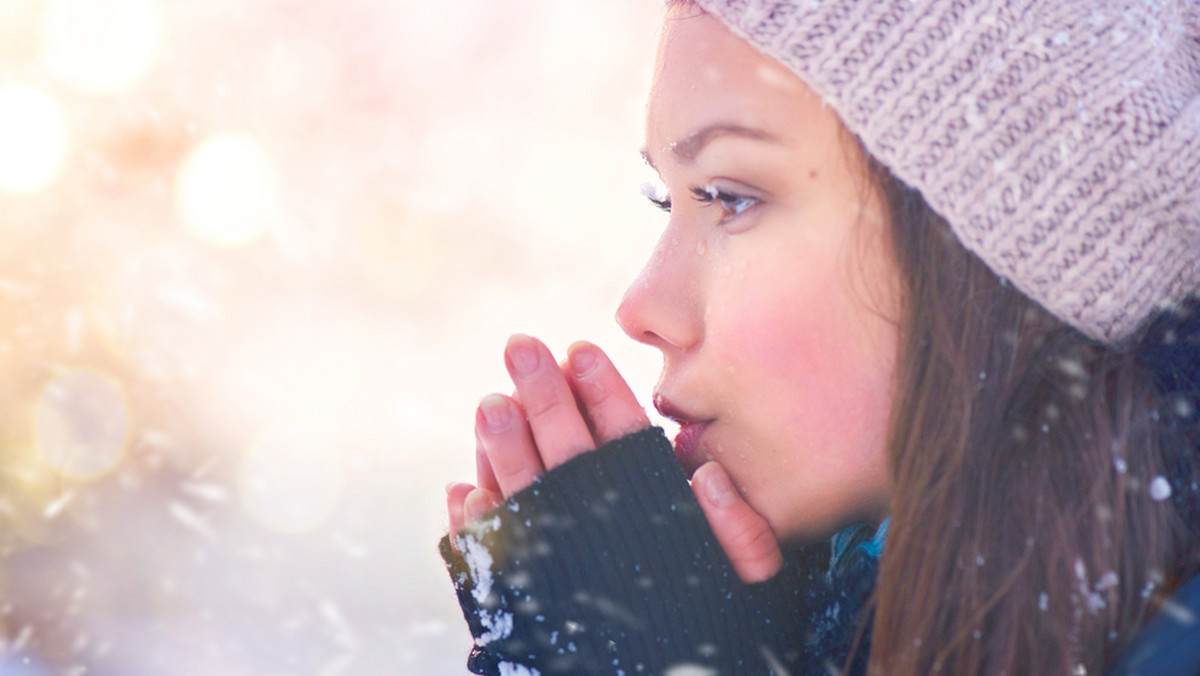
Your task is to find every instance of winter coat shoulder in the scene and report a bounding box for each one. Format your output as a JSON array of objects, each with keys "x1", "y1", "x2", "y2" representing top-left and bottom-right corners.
[{"x1": 1107, "y1": 572, "x2": 1200, "y2": 676}]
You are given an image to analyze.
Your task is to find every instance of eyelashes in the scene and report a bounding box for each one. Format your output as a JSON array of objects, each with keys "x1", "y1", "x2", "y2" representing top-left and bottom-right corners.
[
  {"x1": 641, "y1": 182, "x2": 761, "y2": 223},
  {"x1": 638, "y1": 182, "x2": 676, "y2": 211},
  {"x1": 641, "y1": 182, "x2": 672, "y2": 212},
  {"x1": 691, "y1": 185, "x2": 759, "y2": 219}
]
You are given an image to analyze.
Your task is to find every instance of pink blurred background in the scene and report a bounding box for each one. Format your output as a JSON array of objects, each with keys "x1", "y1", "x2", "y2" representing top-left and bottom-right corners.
[{"x1": 0, "y1": 1, "x2": 669, "y2": 673}]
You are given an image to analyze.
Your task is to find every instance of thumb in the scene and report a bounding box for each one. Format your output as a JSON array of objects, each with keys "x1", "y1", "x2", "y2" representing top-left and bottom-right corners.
[{"x1": 692, "y1": 461, "x2": 783, "y2": 584}]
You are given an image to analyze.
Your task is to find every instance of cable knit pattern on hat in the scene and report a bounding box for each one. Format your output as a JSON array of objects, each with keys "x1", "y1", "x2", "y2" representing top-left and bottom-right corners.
[{"x1": 694, "y1": 0, "x2": 1200, "y2": 343}]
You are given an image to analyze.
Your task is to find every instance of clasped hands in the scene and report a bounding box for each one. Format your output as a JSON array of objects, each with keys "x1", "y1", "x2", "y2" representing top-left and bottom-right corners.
[{"x1": 446, "y1": 334, "x2": 783, "y2": 583}]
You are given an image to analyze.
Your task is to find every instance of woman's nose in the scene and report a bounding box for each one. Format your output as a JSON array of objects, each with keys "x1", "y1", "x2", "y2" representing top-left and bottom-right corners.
[{"x1": 616, "y1": 227, "x2": 703, "y2": 351}]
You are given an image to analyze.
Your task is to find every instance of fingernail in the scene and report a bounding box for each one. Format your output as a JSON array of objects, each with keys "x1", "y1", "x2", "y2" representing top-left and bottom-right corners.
[
  {"x1": 506, "y1": 336, "x2": 539, "y2": 376},
  {"x1": 479, "y1": 395, "x2": 512, "y2": 432},
  {"x1": 703, "y1": 466, "x2": 736, "y2": 509},
  {"x1": 465, "y1": 491, "x2": 490, "y2": 521},
  {"x1": 445, "y1": 482, "x2": 457, "y2": 494},
  {"x1": 569, "y1": 344, "x2": 598, "y2": 378}
]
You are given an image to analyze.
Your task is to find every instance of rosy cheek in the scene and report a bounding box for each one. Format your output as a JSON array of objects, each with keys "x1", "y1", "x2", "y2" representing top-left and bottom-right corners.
[
  {"x1": 714, "y1": 266, "x2": 845, "y2": 380},
  {"x1": 716, "y1": 264, "x2": 893, "y2": 435}
]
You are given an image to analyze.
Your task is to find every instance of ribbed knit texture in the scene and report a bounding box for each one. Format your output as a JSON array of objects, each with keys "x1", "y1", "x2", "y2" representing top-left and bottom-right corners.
[{"x1": 694, "y1": 0, "x2": 1200, "y2": 343}]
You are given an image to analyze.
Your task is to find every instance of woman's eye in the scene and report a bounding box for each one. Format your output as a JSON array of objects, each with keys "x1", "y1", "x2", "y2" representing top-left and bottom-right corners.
[
  {"x1": 690, "y1": 185, "x2": 760, "y2": 223},
  {"x1": 648, "y1": 194, "x2": 672, "y2": 213},
  {"x1": 638, "y1": 182, "x2": 676, "y2": 211},
  {"x1": 641, "y1": 182, "x2": 671, "y2": 213}
]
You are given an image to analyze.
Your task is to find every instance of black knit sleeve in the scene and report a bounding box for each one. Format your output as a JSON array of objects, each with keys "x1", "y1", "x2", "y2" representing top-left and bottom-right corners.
[{"x1": 438, "y1": 427, "x2": 840, "y2": 676}]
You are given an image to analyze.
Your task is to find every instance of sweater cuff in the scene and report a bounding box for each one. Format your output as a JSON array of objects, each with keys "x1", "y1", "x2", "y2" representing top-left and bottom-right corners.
[{"x1": 439, "y1": 427, "x2": 749, "y2": 674}]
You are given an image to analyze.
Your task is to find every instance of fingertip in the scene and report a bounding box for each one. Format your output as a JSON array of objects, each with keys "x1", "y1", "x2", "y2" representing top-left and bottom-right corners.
[
  {"x1": 447, "y1": 482, "x2": 475, "y2": 537},
  {"x1": 505, "y1": 332, "x2": 536, "y2": 349},
  {"x1": 691, "y1": 462, "x2": 783, "y2": 583},
  {"x1": 478, "y1": 393, "x2": 514, "y2": 433},
  {"x1": 695, "y1": 461, "x2": 737, "y2": 509},
  {"x1": 740, "y1": 546, "x2": 785, "y2": 584},
  {"x1": 504, "y1": 334, "x2": 545, "y2": 378},
  {"x1": 566, "y1": 342, "x2": 599, "y2": 378},
  {"x1": 464, "y1": 488, "x2": 500, "y2": 522},
  {"x1": 566, "y1": 339, "x2": 594, "y2": 353}
]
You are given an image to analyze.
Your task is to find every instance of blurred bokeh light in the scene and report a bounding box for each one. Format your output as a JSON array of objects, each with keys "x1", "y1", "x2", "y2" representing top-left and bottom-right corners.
[
  {"x1": 0, "y1": 0, "x2": 666, "y2": 673},
  {"x1": 34, "y1": 369, "x2": 131, "y2": 480},
  {"x1": 239, "y1": 422, "x2": 347, "y2": 534},
  {"x1": 0, "y1": 84, "x2": 68, "y2": 194},
  {"x1": 176, "y1": 133, "x2": 280, "y2": 247},
  {"x1": 40, "y1": 0, "x2": 164, "y2": 96}
]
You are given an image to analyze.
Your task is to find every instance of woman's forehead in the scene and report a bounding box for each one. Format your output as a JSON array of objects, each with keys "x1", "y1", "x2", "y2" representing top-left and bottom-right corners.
[
  {"x1": 646, "y1": 13, "x2": 820, "y2": 160},
  {"x1": 657, "y1": 10, "x2": 795, "y2": 87}
]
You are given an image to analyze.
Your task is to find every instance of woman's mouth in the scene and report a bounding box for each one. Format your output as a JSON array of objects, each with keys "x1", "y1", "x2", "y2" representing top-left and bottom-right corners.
[
  {"x1": 672, "y1": 422, "x2": 710, "y2": 476},
  {"x1": 654, "y1": 394, "x2": 711, "y2": 477}
]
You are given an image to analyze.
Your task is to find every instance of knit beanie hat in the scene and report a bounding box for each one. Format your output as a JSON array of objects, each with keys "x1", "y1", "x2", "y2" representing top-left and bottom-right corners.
[{"x1": 693, "y1": 0, "x2": 1200, "y2": 344}]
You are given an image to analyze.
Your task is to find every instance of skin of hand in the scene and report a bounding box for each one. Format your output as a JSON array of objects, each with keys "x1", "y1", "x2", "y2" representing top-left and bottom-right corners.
[{"x1": 446, "y1": 334, "x2": 784, "y2": 584}]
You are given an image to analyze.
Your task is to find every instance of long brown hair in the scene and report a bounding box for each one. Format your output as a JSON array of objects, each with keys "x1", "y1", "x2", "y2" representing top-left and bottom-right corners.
[{"x1": 867, "y1": 157, "x2": 1200, "y2": 675}]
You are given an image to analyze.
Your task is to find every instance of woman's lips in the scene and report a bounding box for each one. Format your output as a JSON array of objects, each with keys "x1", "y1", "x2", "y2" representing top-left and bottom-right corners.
[
  {"x1": 654, "y1": 394, "x2": 711, "y2": 477},
  {"x1": 672, "y1": 422, "x2": 710, "y2": 476}
]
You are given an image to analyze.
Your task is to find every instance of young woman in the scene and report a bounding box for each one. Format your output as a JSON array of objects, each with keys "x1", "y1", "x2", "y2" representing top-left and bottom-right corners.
[{"x1": 443, "y1": 1, "x2": 1200, "y2": 674}]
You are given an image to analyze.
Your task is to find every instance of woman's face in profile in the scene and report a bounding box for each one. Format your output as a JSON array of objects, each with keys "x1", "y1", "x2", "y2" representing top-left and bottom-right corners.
[{"x1": 619, "y1": 6, "x2": 902, "y2": 541}]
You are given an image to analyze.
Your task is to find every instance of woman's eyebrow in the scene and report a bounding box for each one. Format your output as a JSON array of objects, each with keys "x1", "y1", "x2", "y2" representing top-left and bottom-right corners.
[{"x1": 640, "y1": 123, "x2": 780, "y2": 168}]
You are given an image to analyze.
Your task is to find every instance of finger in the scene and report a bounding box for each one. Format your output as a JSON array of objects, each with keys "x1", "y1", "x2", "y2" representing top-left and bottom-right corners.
[
  {"x1": 692, "y1": 461, "x2": 784, "y2": 583},
  {"x1": 477, "y1": 394, "x2": 546, "y2": 496},
  {"x1": 446, "y1": 482, "x2": 475, "y2": 542},
  {"x1": 566, "y1": 341, "x2": 650, "y2": 444},
  {"x1": 505, "y1": 334, "x2": 594, "y2": 468},
  {"x1": 475, "y1": 430, "x2": 500, "y2": 494},
  {"x1": 464, "y1": 487, "x2": 501, "y2": 523}
]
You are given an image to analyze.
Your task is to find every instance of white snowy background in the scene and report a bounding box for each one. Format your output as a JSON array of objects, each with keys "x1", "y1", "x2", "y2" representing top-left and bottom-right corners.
[{"x1": 0, "y1": 1, "x2": 667, "y2": 673}]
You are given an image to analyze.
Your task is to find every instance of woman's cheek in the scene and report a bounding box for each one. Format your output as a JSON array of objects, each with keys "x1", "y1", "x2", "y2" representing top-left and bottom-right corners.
[
  {"x1": 712, "y1": 267, "x2": 845, "y2": 386},
  {"x1": 718, "y1": 267, "x2": 892, "y2": 439}
]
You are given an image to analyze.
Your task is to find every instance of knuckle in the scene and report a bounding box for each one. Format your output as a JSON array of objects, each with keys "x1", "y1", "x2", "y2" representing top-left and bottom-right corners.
[
  {"x1": 580, "y1": 377, "x2": 615, "y2": 406},
  {"x1": 522, "y1": 394, "x2": 564, "y2": 425},
  {"x1": 580, "y1": 382, "x2": 647, "y2": 437},
  {"x1": 492, "y1": 461, "x2": 534, "y2": 489},
  {"x1": 517, "y1": 378, "x2": 570, "y2": 424},
  {"x1": 727, "y1": 519, "x2": 778, "y2": 561}
]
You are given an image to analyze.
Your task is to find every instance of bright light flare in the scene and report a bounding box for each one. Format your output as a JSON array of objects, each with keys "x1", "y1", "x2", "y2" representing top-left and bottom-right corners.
[
  {"x1": 40, "y1": 0, "x2": 164, "y2": 95},
  {"x1": 239, "y1": 424, "x2": 347, "y2": 534},
  {"x1": 0, "y1": 84, "x2": 69, "y2": 195},
  {"x1": 34, "y1": 370, "x2": 131, "y2": 480},
  {"x1": 175, "y1": 134, "x2": 281, "y2": 247}
]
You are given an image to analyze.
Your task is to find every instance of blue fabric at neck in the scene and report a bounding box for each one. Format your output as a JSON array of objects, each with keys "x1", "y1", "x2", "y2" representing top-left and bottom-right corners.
[{"x1": 829, "y1": 517, "x2": 890, "y2": 575}]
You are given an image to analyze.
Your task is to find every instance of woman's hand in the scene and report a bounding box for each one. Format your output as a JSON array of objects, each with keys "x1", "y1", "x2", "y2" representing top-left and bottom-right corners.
[{"x1": 446, "y1": 334, "x2": 783, "y2": 583}]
